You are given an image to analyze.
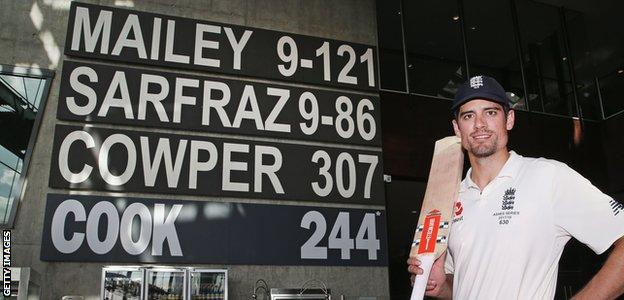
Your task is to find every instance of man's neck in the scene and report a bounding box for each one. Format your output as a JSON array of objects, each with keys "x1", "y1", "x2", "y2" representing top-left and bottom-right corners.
[{"x1": 469, "y1": 149, "x2": 510, "y2": 191}]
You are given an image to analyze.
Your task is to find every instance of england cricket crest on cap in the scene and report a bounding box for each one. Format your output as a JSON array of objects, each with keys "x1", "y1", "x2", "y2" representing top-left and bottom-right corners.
[{"x1": 470, "y1": 76, "x2": 484, "y2": 89}]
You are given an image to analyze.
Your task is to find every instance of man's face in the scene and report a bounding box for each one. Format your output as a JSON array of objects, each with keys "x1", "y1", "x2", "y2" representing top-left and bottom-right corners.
[{"x1": 452, "y1": 99, "x2": 515, "y2": 158}]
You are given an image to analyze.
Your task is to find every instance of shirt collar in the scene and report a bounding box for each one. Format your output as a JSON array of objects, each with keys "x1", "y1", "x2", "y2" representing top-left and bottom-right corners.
[{"x1": 461, "y1": 151, "x2": 522, "y2": 192}]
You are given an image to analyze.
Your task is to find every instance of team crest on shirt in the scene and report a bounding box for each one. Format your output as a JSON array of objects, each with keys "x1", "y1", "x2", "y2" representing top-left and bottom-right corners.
[
  {"x1": 502, "y1": 188, "x2": 516, "y2": 210},
  {"x1": 610, "y1": 199, "x2": 624, "y2": 216},
  {"x1": 492, "y1": 187, "x2": 520, "y2": 225}
]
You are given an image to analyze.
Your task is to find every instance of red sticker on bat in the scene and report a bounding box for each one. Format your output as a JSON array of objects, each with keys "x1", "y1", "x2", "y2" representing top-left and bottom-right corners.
[{"x1": 418, "y1": 210, "x2": 441, "y2": 254}]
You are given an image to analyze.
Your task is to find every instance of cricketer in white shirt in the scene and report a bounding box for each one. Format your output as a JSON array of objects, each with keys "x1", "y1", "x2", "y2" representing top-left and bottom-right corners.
[{"x1": 444, "y1": 151, "x2": 624, "y2": 299}]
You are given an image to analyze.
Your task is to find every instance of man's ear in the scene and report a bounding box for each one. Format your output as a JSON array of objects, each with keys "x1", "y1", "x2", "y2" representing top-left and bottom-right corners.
[
  {"x1": 506, "y1": 109, "x2": 515, "y2": 130},
  {"x1": 452, "y1": 119, "x2": 461, "y2": 137}
]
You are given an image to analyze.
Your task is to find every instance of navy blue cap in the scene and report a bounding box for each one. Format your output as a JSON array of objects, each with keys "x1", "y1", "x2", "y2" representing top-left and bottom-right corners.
[{"x1": 452, "y1": 75, "x2": 509, "y2": 112}]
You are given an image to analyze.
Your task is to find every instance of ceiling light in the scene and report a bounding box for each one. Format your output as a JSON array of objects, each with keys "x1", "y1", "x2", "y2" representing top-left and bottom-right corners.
[
  {"x1": 562, "y1": 57, "x2": 567, "y2": 61},
  {"x1": 618, "y1": 69, "x2": 624, "y2": 74},
  {"x1": 470, "y1": 26, "x2": 477, "y2": 30},
  {"x1": 452, "y1": 15, "x2": 460, "y2": 21}
]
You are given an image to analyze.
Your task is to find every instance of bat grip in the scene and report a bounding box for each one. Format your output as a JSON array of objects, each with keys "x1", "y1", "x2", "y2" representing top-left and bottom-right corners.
[{"x1": 410, "y1": 254, "x2": 435, "y2": 300}]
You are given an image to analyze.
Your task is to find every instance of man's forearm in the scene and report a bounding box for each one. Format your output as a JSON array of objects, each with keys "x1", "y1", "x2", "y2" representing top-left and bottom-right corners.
[{"x1": 572, "y1": 237, "x2": 624, "y2": 300}]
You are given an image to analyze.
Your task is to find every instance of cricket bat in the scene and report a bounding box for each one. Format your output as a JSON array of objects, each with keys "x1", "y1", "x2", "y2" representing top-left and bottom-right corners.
[{"x1": 410, "y1": 136, "x2": 464, "y2": 300}]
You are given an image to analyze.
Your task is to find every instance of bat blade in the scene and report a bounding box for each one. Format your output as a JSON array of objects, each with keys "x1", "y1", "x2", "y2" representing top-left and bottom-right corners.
[{"x1": 410, "y1": 136, "x2": 464, "y2": 300}]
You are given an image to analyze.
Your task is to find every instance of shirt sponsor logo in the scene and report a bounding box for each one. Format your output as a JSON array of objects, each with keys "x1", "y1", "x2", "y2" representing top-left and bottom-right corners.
[
  {"x1": 452, "y1": 200, "x2": 464, "y2": 223},
  {"x1": 454, "y1": 201, "x2": 464, "y2": 217},
  {"x1": 609, "y1": 199, "x2": 624, "y2": 216}
]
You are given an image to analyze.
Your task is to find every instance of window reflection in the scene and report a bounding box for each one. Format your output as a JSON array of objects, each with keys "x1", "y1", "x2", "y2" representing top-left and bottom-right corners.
[
  {"x1": 190, "y1": 271, "x2": 226, "y2": 299},
  {"x1": 104, "y1": 269, "x2": 142, "y2": 300},
  {"x1": 0, "y1": 70, "x2": 51, "y2": 227},
  {"x1": 146, "y1": 270, "x2": 185, "y2": 299}
]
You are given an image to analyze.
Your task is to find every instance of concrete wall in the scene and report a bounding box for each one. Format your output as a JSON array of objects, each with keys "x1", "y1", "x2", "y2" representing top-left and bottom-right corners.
[{"x1": 0, "y1": 0, "x2": 385, "y2": 299}]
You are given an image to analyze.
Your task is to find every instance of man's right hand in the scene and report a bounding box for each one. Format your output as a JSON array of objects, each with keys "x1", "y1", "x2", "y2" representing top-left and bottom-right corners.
[{"x1": 407, "y1": 251, "x2": 452, "y2": 298}]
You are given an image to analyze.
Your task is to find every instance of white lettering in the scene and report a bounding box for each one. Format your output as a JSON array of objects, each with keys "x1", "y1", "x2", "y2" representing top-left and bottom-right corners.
[
  {"x1": 265, "y1": 87, "x2": 291, "y2": 132},
  {"x1": 188, "y1": 141, "x2": 218, "y2": 189},
  {"x1": 232, "y1": 85, "x2": 263, "y2": 130},
  {"x1": 111, "y1": 14, "x2": 147, "y2": 58},
  {"x1": 50, "y1": 199, "x2": 183, "y2": 256},
  {"x1": 222, "y1": 143, "x2": 249, "y2": 192},
  {"x1": 164, "y1": 20, "x2": 189, "y2": 64},
  {"x1": 71, "y1": 6, "x2": 112, "y2": 54},
  {"x1": 254, "y1": 145, "x2": 284, "y2": 193},
  {"x1": 56, "y1": 130, "x2": 287, "y2": 194},
  {"x1": 152, "y1": 204, "x2": 183, "y2": 256},
  {"x1": 202, "y1": 80, "x2": 232, "y2": 127},
  {"x1": 67, "y1": 66, "x2": 98, "y2": 116},
  {"x1": 173, "y1": 78, "x2": 199, "y2": 123},
  {"x1": 119, "y1": 203, "x2": 152, "y2": 255},
  {"x1": 224, "y1": 27, "x2": 252, "y2": 70},
  {"x1": 59, "y1": 130, "x2": 94, "y2": 183},
  {"x1": 51, "y1": 199, "x2": 85, "y2": 254},
  {"x1": 98, "y1": 134, "x2": 137, "y2": 186},
  {"x1": 141, "y1": 137, "x2": 187, "y2": 188},
  {"x1": 150, "y1": 17, "x2": 162, "y2": 60},
  {"x1": 194, "y1": 24, "x2": 221, "y2": 67},
  {"x1": 138, "y1": 74, "x2": 170, "y2": 121},
  {"x1": 86, "y1": 201, "x2": 119, "y2": 254},
  {"x1": 98, "y1": 71, "x2": 134, "y2": 119}
]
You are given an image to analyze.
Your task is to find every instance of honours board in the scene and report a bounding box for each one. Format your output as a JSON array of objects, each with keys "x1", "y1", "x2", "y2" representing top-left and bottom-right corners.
[
  {"x1": 41, "y1": 194, "x2": 388, "y2": 266},
  {"x1": 57, "y1": 60, "x2": 381, "y2": 146},
  {"x1": 49, "y1": 125, "x2": 384, "y2": 205},
  {"x1": 65, "y1": 2, "x2": 378, "y2": 91}
]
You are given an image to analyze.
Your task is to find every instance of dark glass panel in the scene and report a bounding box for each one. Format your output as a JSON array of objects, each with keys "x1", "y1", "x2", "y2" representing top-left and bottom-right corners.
[
  {"x1": 403, "y1": 0, "x2": 465, "y2": 99},
  {"x1": 464, "y1": 0, "x2": 526, "y2": 109},
  {"x1": 376, "y1": 0, "x2": 407, "y2": 91},
  {"x1": 515, "y1": 0, "x2": 573, "y2": 116},
  {"x1": 600, "y1": 71, "x2": 624, "y2": 118}
]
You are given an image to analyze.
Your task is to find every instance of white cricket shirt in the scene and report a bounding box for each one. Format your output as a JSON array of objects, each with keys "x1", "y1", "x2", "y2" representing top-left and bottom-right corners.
[{"x1": 445, "y1": 151, "x2": 624, "y2": 300}]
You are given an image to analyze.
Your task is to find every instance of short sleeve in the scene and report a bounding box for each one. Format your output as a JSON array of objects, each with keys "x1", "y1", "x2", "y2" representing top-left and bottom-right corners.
[
  {"x1": 553, "y1": 164, "x2": 624, "y2": 254},
  {"x1": 444, "y1": 249, "x2": 454, "y2": 274}
]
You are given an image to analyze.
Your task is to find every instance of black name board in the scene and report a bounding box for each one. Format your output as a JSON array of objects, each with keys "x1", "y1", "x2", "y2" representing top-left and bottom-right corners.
[
  {"x1": 57, "y1": 60, "x2": 381, "y2": 146},
  {"x1": 65, "y1": 2, "x2": 378, "y2": 91},
  {"x1": 49, "y1": 125, "x2": 384, "y2": 205},
  {"x1": 40, "y1": 194, "x2": 388, "y2": 266}
]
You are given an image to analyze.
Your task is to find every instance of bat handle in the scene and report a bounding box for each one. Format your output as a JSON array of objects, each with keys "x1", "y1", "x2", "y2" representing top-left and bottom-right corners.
[{"x1": 410, "y1": 254, "x2": 435, "y2": 300}]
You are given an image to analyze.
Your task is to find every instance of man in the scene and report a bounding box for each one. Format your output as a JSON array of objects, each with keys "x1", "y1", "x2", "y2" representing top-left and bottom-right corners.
[{"x1": 407, "y1": 75, "x2": 624, "y2": 299}]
